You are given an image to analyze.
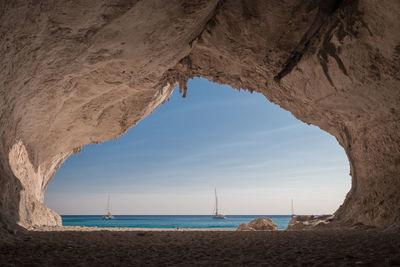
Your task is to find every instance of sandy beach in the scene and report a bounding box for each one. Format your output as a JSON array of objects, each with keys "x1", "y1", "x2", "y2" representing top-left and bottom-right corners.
[{"x1": 1, "y1": 227, "x2": 400, "y2": 266}]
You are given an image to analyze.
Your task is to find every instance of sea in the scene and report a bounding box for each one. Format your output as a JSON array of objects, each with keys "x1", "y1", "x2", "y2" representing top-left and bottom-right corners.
[{"x1": 61, "y1": 215, "x2": 292, "y2": 229}]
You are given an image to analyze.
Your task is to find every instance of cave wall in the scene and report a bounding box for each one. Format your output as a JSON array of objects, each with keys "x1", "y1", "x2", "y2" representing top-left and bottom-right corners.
[{"x1": 0, "y1": 0, "x2": 399, "y2": 228}]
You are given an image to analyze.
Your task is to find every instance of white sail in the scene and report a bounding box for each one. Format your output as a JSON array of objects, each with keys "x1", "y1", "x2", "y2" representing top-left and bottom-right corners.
[
  {"x1": 212, "y1": 188, "x2": 226, "y2": 219},
  {"x1": 103, "y1": 194, "x2": 114, "y2": 219}
]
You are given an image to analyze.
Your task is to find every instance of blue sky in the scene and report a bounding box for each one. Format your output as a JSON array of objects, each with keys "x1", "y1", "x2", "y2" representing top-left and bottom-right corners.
[{"x1": 45, "y1": 78, "x2": 350, "y2": 215}]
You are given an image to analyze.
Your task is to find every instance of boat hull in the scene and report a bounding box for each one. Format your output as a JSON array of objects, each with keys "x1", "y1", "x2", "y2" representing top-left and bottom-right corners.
[{"x1": 212, "y1": 215, "x2": 226, "y2": 219}]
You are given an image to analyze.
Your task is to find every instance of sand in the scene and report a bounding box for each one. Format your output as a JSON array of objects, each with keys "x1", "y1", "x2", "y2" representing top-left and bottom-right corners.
[{"x1": 1, "y1": 227, "x2": 400, "y2": 266}]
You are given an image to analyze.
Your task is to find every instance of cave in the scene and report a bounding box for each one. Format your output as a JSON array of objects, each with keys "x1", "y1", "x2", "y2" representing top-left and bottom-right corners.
[{"x1": 0, "y1": 0, "x2": 399, "y2": 233}]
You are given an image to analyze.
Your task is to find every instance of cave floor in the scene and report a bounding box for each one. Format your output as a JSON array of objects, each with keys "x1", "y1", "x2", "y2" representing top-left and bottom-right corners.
[{"x1": 1, "y1": 229, "x2": 400, "y2": 266}]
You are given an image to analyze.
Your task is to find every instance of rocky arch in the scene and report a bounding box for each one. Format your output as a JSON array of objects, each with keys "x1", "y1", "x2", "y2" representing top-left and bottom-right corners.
[{"x1": 0, "y1": 0, "x2": 399, "y2": 228}]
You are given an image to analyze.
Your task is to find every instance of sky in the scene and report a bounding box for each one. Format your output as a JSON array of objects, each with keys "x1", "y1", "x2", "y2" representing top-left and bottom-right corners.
[{"x1": 45, "y1": 78, "x2": 350, "y2": 215}]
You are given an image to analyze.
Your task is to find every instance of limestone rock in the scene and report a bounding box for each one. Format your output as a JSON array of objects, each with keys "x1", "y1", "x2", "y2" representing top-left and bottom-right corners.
[
  {"x1": 286, "y1": 215, "x2": 335, "y2": 230},
  {"x1": 247, "y1": 217, "x2": 278, "y2": 231},
  {"x1": 236, "y1": 223, "x2": 254, "y2": 231},
  {"x1": 0, "y1": 0, "x2": 399, "y2": 229}
]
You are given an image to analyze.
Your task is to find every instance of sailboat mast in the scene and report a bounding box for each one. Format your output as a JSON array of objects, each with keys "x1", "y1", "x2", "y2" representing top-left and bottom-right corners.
[
  {"x1": 215, "y1": 188, "x2": 218, "y2": 215},
  {"x1": 107, "y1": 194, "x2": 110, "y2": 213},
  {"x1": 291, "y1": 199, "x2": 294, "y2": 217}
]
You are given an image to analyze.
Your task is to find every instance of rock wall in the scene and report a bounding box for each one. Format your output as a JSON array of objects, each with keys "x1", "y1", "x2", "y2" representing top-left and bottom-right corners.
[{"x1": 0, "y1": 0, "x2": 399, "y2": 228}]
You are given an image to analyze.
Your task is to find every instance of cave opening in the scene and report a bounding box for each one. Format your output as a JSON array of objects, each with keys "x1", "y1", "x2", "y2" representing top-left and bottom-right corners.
[{"x1": 44, "y1": 78, "x2": 350, "y2": 229}]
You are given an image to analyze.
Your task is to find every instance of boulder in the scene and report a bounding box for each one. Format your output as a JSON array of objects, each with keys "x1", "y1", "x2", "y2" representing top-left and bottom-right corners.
[
  {"x1": 247, "y1": 217, "x2": 278, "y2": 231},
  {"x1": 236, "y1": 223, "x2": 254, "y2": 231}
]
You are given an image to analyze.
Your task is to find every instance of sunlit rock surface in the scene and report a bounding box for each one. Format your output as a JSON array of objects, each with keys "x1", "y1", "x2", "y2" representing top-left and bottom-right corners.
[
  {"x1": 286, "y1": 215, "x2": 335, "y2": 230},
  {"x1": 248, "y1": 217, "x2": 278, "y2": 231},
  {"x1": 237, "y1": 223, "x2": 254, "y2": 231},
  {"x1": 0, "y1": 0, "x2": 399, "y2": 228},
  {"x1": 237, "y1": 217, "x2": 278, "y2": 231}
]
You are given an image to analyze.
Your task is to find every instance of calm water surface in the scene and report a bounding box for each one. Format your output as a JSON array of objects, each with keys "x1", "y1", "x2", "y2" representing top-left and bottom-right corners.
[{"x1": 61, "y1": 215, "x2": 292, "y2": 229}]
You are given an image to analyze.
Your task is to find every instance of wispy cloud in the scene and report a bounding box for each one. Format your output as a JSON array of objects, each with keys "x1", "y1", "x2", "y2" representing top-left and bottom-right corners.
[{"x1": 254, "y1": 123, "x2": 303, "y2": 136}]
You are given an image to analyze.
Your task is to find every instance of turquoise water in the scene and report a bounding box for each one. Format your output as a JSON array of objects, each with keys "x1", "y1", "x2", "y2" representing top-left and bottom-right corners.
[{"x1": 61, "y1": 215, "x2": 292, "y2": 229}]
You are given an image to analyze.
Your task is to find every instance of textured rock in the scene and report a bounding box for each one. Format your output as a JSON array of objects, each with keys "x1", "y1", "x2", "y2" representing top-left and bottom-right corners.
[
  {"x1": 0, "y1": 0, "x2": 399, "y2": 228},
  {"x1": 237, "y1": 217, "x2": 278, "y2": 231},
  {"x1": 247, "y1": 217, "x2": 278, "y2": 231},
  {"x1": 286, "y1": 215, "x2": 335, "y2": 230},
  {"x1": 236, "y1": 223, "x2": 254, "y2": 231}
]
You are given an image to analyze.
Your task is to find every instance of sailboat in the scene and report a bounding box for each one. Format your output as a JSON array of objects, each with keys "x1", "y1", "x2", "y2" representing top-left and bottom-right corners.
[
  {"x1": 212, "y1": 188, "x2": 226, "y2": 219},
  {"x1": 103, "y1": 194, "x2": 115, "y2": 220}
]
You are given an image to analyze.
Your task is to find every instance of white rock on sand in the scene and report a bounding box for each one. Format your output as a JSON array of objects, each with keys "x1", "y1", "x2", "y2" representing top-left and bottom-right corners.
[
  {"x1": 237, "y1": 217, "x2": 278, "y2": 231},
  {"x1": 286, "y1": 215, "x2": 335, "y2": 230}
]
